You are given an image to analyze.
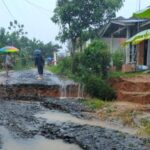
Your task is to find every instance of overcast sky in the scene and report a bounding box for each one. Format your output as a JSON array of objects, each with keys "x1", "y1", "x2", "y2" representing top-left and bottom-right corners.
[{"x1": 0, "y1": 0, "x2": 149, "y2": 48}]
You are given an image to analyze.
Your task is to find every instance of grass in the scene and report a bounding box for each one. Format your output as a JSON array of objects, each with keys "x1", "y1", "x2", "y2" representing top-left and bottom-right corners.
[
  {"x1": 13, "y1": 61, "x2": 33, "y2": 71},
  {"x1": 79, "y1": 98, "x2": 107, "y2": 110},
  {"x1": 47, "y1": 65, "x2": 60, "y2": 74},
  {"x1": 118, "y1": 110, "x2": 137, "y2": 127},
  {"x1": 138, "y1": 118, "x2": 150, "y2": 137},
  {"x1": 109, "y1": 71, "x2": 145, "y2": 78}
]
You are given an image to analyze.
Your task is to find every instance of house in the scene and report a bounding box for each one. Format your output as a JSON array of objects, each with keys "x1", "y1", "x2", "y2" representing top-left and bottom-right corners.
[
  {"x1": 100, "y1": 17, "x2": 149, "y2": 72},
  {"x1": 127, "y1": 21, "x2": 150, "y2": 69}
]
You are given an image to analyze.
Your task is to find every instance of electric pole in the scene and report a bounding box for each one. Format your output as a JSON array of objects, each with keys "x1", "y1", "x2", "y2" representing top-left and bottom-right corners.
[{"x1": 139, "y1": 0, "x2": 141, "y2": 11}]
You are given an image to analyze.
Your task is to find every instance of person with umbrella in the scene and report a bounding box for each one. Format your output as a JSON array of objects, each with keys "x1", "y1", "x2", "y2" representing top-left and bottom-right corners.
[
  {"x1": 3, "y1": 53, "x2": 13, "y2": 77},
  {"x1": 0, "y1": 46, "x2": 19, "y2": 77},
  {"x1": 34, "y1": 49, "x2": 45, "y2": 80}
]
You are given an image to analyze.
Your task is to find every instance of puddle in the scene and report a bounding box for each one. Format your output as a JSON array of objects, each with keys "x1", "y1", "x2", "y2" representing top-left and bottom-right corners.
[
  {"x1": 35, "y1": 110, "x2": 98, "y2": 125},
  {"x1": 35, "y1": 110, "x2": 137, "y2": 135},
  {"x1": 0, "y1": 126, "x2": 82, "y2": 150}
]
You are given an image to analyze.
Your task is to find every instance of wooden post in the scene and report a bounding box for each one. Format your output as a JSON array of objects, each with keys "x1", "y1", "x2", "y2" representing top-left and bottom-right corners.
[
  {"x1": 110, "y1": 34, "x2": 113, "y2": 66},
  {"x1": 53, "y1": 51, "x2": 57, "y2": 66},
  {"x1": 125, "y1": 26, "x2": 130, "y2": 64}
]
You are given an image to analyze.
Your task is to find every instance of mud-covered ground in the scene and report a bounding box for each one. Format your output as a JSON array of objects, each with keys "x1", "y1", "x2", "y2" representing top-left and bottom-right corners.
[{"x1": 0, "y1": 98, "x2": 149, "y2": 150}]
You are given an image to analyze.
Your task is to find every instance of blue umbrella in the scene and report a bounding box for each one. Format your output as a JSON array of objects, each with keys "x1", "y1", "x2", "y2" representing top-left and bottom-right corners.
[{"x1": 34, "y1": 49, "x2": 41, "y2": 55}]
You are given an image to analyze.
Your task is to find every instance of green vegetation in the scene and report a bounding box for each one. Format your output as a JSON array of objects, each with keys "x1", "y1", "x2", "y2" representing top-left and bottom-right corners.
[
  {"x1": 109, "y1": 71, "x2": 144, "y2": 78},
  {"x1": 118, "y1": 110, "x2": 137, "y2": 127},
  {"x1": 48, "y1": 65, "x2": 60, "y2": 74},
  {"x1": 84, "y1": 75, "x2": 116, "y2": 100},
  {"x1": 80, "y1": 40, "x2": 111, "y2": 79},
  {"x1": 138, "y1": 118, "x2": 150, "y2": 136},
  {"x1": 52, "y1": 0, "x2": 124, "y2": 54},
  {"x1": 112, "y1": 49, "x2": 124, "y2": 70},
  {"x1": 0, "y1": 20, "x2": 61, "y2": 71},
  {"x1": 80, "y1": 98, "x2": 107, "y2": 110},
  {"x1": 52, "y1": 0, "x2": 124, "y2": 82},
  {"x1": 48, "y1": 40, "x2": 116, "y2": 100}
]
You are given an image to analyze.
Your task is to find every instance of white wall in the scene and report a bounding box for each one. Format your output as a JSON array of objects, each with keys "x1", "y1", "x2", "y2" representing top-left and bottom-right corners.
[{"x1": 102, "y1": 38, "x2": 126, "y2": 53}]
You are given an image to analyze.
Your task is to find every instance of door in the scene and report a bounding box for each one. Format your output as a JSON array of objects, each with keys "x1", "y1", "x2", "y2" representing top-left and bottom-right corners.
[{"x1": 144, "y1": 40, "x2": 148, "y2": 65}]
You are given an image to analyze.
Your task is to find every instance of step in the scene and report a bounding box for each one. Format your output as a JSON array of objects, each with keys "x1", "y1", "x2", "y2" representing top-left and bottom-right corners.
[
  {"x1": 109, "y1": 77, "x2": 150, "y2": 92},
  {"x1": 117, "y1": 91, "x2": 150, "y2": 104}
]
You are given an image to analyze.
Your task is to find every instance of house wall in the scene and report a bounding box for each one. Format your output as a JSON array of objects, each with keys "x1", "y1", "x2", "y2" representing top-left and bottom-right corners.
[{"x1": 102, "y1": 38, "x2": 125, "y2": 53}]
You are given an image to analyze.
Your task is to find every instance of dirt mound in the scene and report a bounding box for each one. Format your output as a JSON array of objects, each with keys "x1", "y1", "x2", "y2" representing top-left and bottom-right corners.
[{"x1": 109, "y1": 75, "x2": 150, "y2": 104}]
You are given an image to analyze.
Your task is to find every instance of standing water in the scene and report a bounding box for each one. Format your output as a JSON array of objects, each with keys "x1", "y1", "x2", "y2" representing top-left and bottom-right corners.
[
  {"x1": 35, "y1": 110, "x2": 137, "y2": 135},
  {"x1": 0, "y1": 126, "x2": 82, "y2": 150}
]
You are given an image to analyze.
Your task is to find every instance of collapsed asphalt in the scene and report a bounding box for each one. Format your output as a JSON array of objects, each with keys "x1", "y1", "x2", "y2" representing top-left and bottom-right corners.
[{"x1": 0, "y1": 99, "x2": 149, "y2": 150}]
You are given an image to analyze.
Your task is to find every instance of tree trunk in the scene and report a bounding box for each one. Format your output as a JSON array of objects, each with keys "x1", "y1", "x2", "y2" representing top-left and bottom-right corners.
[
  {"x1": 79, "y1": 38, "x2": 83, "y2": 52},
  {"x1": 71, "y1": 39, "x2": 76, "y2": 73}
]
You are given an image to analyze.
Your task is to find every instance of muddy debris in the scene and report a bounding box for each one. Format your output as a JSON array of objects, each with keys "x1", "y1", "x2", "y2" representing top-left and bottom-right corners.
[
  {"x1": 42, "y1": 98, "x2": 94, "y2": 119},
  {"x1": 0, "y1": 100, "x2": 42, "y2": 138},
  {"x1": 0, "y1": 99, "x2": 149, "y2": 150},
  {"x1": 40, "y1": 122, "x2": 147, "y2": 150},
  {"x1": 40, "y1": 99, "x2": 149, "y2": 150}
]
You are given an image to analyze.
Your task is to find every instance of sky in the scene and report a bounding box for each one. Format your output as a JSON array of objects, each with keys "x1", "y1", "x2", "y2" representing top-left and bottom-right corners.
[{"x1": 0, "y1": 0, "x2": 150, "y2": 52}]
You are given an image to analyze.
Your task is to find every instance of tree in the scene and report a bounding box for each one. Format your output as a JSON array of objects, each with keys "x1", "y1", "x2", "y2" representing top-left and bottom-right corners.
[
  {"x1": 7, "y1": 20, "x2": 28, "y2": 47},
  {"x1": 0, "y1": 28, "x2": 9, "y2": 47},
  {"x1": 0, "y1": 20, "x2": 61, "y2": 69},
  {"x1": 52, "y1": 0, "x2": 124, "y2": 54}
]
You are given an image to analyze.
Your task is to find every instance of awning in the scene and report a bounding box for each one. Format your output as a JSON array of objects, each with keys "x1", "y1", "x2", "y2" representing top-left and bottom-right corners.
[
  {"x1": 133, "y1": 7, "x2": 150, "y2": 19},
  {"x1": 125, "y1": 29, "x2": 150, "y2": 45}
]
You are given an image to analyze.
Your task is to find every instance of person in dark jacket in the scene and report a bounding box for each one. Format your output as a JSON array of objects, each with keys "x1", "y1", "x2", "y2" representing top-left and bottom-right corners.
[{"x1": 35, "y1": 53, "x2": 45, "y2": 80}]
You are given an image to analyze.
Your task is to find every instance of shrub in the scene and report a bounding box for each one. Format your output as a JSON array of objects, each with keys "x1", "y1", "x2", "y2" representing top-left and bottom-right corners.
[
  {"x1": 112, "y1": 49, "x2": 124, "y2": 70},
  {"x1": 80, "y1": 98, "x2": 106, "y2": 110},
  {"x1": 83, "y1": 39, "x2": 111, "y2": 79},
  {"x1": 58, "y1": 56, "x2": 72, "y2": 75},
  {"x1": 84, "y1": 75, "x2": 116, "y2": 100}
]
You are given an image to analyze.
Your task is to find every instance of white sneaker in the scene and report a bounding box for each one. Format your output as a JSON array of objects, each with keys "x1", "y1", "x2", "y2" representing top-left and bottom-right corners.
[
  {"x1": 37, "y1": 77, "x2": 42, "y2": 80},
  {"x1": 36, "y1": 75, "x2": 40, "y2": 78}
]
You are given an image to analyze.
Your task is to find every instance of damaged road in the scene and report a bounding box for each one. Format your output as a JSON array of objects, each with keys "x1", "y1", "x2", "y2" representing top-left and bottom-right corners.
[
  {"x1": 0, "y1": 70, "x2": 149, "y2": 150},
  {"x1": 0, "y1": 99, "x2": 149, "y2": 150}
]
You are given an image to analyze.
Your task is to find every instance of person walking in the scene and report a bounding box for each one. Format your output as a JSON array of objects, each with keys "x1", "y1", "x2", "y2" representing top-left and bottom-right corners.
[
  {"x1": 34, "y1": 51, "x2": 45, "y2": 80},
  {"x1": 4, "y1": 53, "x2": 12, "y2": 77}
]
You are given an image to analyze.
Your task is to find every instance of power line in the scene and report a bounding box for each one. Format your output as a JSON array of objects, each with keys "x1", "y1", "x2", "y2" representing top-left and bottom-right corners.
[
  {"x1": 1, "y1": 0, "x2": 15, "y2": 19},
  {"x1": 24, "y1": 0, "x2": 50, "y2": 12}
]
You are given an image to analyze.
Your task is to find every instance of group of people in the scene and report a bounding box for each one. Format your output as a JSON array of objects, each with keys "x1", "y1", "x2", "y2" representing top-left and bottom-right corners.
[{"x1": 2, "y1": 50, "x2": 45, "y2": 80}]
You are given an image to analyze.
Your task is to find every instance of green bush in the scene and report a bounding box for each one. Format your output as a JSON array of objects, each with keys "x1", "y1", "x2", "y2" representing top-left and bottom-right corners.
[
  {"x1": 57, "y1": 56, "x2": 72, "y2": 76},
  {"x1": 82, "y1": 39, "x2": 111, "y2": 79},
  {"x1": 80, "y1": 98, "x2": 106, "y2": 110},
  {"x1": 112, "y1": 49, "x2": 124, "y2": 70},
  {"x1": 49, "y1": 40, "x2": 115, "y2": 100},
  {"x1": 84, "y1": 75, "x2": 116, "y2": 100},
  {"x1": 72, "y1": 53, "x2": 83, "y2": 74}
]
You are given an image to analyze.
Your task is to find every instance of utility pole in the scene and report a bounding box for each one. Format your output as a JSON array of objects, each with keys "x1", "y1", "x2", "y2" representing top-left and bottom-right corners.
[{"x1": 139, "y1": 0, "x2": 141, "y2": 11}]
